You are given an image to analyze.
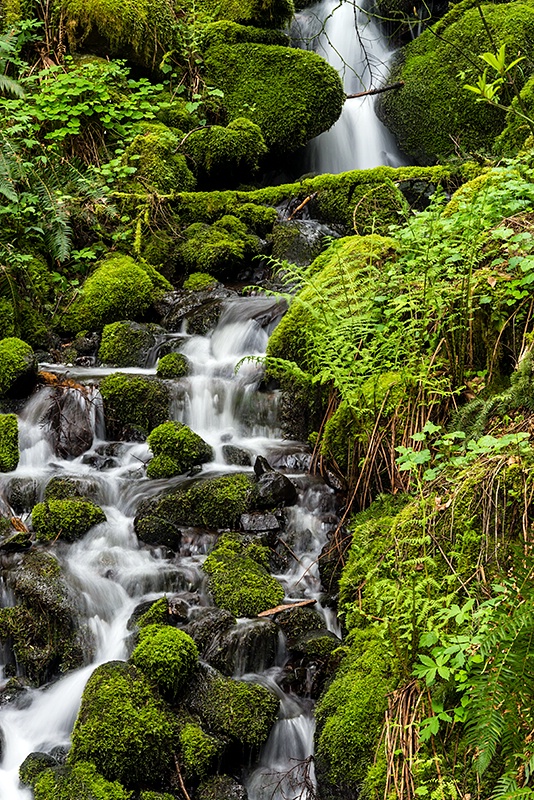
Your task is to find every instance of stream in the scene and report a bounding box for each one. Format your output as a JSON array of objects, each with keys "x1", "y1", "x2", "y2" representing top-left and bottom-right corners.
[{"x1": 0, "y1": 296, "x2": 341, "y2": 799}]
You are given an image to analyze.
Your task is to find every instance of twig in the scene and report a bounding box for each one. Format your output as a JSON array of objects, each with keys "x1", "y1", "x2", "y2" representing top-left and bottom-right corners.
[
  {"x1": 346, "y1": 81, "x2": 404, "y2": 99},
  {"x1": 174, "y1": 755, "x2": 192, "y2": 800}
]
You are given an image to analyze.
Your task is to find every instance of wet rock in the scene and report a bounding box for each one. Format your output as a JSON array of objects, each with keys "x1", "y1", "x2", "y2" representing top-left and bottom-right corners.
[
  {"x1": 135, "y1": 515, "x2": 182, "y2": 552},
  {"x1": 155, "y1": 287, "x2": 237, "y2": 333},
  {"x1": 0, "y1": 676, "x2": 31, "y2": 707},
  {"x1": 43, "y1": 384, "x2": 96, "y2": 458},
  {"x1": 271, "y1": 219, "x2": 341, "y2": 267},
  {"x1": 98, "y1": 321, "x2": 165, "y2": 368},
  {"x1": 268, "y1": 449, "x2": 312, "y2": 472},
  {"x1": 168, "y1": 594, "x2": 190, "y2": 623},
  {"x1": 198, "y1": 774, "x2": 249, "y2": 800},
  {"x1": 203, "y1": 618, "x2": 280, "y2": 676},
  {"x1": 255, "y1": 470, "x2": 298, "y2": 508},
  {"x1": 71, "y1": 331, "x2": 100, "y2": 357},
  {"x1": 240, "y1": 512, "x2": 280, "y2": 532},
  {"x1": 44, "y1": 475, "x2": 98, "y2": 501},
  {"x1": 0, "y1": 338, "x2": 38, "y2": 398},
  {"x1": 99, "y1": 373, "x2": 169, "y2": 441},
  {"x1": 274, "y1": 606, "x2": 327, "y2": 646},
  {"x1": 127, "y1": 598, "x2": 171, "y2": 631},
  {"x1": 185, "y1": 608, "x2": 236, "y2": 655},
  {"x1": 222, "y1": 445, "x2": 252, "y2": 467},
  {"x1": 0, "y1": 529, "x2": 32, "y2": 552},
  {"x1": 4, "y1": 477, "x2": 40, "y2": 514},
  {"x1": 253, "y1": 455, "x2": 271, "y2": 477}
]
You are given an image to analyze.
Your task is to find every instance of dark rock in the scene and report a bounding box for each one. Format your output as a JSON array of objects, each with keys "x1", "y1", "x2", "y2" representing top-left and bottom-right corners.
[
  {"x1": 271, "y1": 219, "x2": 341, "y2": 267},
  {"x1": 168, "y1": 594, "x2": 190, "y2": 623},
  {"x1": 203, "y1": 618, "x2": 279, "y2": 676},
  {"x1": 198, "y1": 774, "x2": 249, "y2": 800},
  {"x1": 0, "y1": 529, "x2": 32, "y2": 552},
  {"x1": 274, "y1": 606, "x2": 326, "y2": 647},
  {"x1": 253, "y1": 455, "x2": 271, "y2": 477},
  {"x1": 135, "y1": 515, "x2": 182, "y2": 552},
  {"x1": 71, "y1": 332, "x2": 100, "y2": 357},
  {"x1": 0, "y1": 677, "x2": 31, "y2": 707},
  {"x1": 4, "y1": 477, "x2": 40, "y2": 514},
  {"x1": 255, "y1": 471, "x2": 298, "y2": 508},
  {"x1": 185, "y1": 608, "x2": 236, "y2": 654},
  {"x1": 43, "y1": 385, "x2": 95, "y2": 459},
  {"x1": 240, "y1": 512, "x2": 280, "y2": 532},
  {"x1": 222, "y1": 445, "x2": 252, "y2": 467},
  {"x1": 155, "y1": 287, "x2": 237, "y2": 333}
]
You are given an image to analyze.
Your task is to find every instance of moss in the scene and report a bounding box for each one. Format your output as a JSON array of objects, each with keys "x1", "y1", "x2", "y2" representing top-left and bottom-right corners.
[
  {"x1": 179, "y1": 722, "x2": 222, "y2": 779},
  {"x1": 0, "y1": 337, "x2": 37, "y2": 396},
  {"x1": 203, "y1": 532, "x2": 284, "y2": 616},
  {"x1": 315, "y1": 628, "x2": 397, "y2": 794},
  {"x1": 135, "y1": 473, "x2": 255, "y2": 534},
  {"x1": 183, "y1": 272, "x2": 218, "y2": 291},
  {"x1": 32, "y1": 762, "x2": 131, "y2": 800},
  {"x1": 99, "y1": 372, "x2": 169, "y2": 439},
  {"x1": 200, "y1": 20, "x2": 288, "y2": 48},
  {"x1": 139, "y1": 793, "x2": 175, "y2": 800},
  {"x1": 98, "y1": 321, "x2": 161, "y2": 368},
  {"x1": 0, "y1": 413, "x2": 19, "y2": 472},
  {"x1": 31, "y1": 498, "x2": 106, "y2": 543},
  {"x1": 44, "y1": 476, "x2": 87, "y2": 500},
  {"x1": 495, "y1": 75, "x2": 534, "y2": 154},
  {"x1": 378, "y1": 1, "x2": 534, "y2": 162},
  {"x1": 69, "y1": 661, "x2": 177, "y2": 789},
  {"x1": 156, "y1": 352, "x2": 190, "y2": 379},
  {"x1": 136, "y1": 597, "x2": 170, "y2": 628},
  {"x1": 62, "y1": 255, "x2": 169, "y2": 334},
  {"x1": 19, "y1": 753, "x2": 58, "y2": 787},
  {"x1": 204, "y1": 42, "x2": 343, "y2": 153},
  {"x1": 196, "y1": 0, "x2": 295, "y2": 28},
  {"x1": 146, "y1": 420, "x2": 213, "y2": 478},
  {"x1": 130, "y1": 623, "x2": 198, "y2": 698},
  {"x1": 184, "y1": 118, "x2": 267, "y2": 183},
  {"x1": 124, "y1": 123, "x2": 196, "y2": 193},
  {"x1": 176, "y1": 215, "x2": 262, "y2": 278}
]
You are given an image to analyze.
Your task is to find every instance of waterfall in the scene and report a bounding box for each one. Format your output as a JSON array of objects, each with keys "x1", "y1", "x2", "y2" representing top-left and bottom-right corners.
[
  {"x1": 0, "y1": 295, "x2": 340, "y2": 799},
  {"x1": 294, "y1": 0, "x2": 405, "y2": 173}
]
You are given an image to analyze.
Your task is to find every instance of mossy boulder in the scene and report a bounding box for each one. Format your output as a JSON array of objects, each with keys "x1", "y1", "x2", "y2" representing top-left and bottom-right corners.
[
  {"x1": 188, "y1": 665, "x2": 278, "y2": 748},
  {"x1": 62, "y1": 255, "x2": 170, "y2": 334},
  {"x1": 0, "y1": 413, "x2": 19, "y2": 472},
  {"x1": 0, "y1": 337, "x2": 37, "y2": 397},
  {"x1": 134, "y1": 473, "x2": 256, "y2": 536},
  {"x1": 124, "y1": 123, "x2": 196, "y2": 193},
  {"x1": 69, "y1": 661, "x2": 177, "y2": 789},
  {"x1": 176, "y1": 215, "x2": 262, "y2": 279},
  {"x1": 130, "y1": 623, "x2": 198, "y2": 698},
  {"x1": 99, "y1": 373, "x2": 169, "y2": 440},
  {"x1": 98, "y1": 321, "x2": 163, "y2": 368},
  {"x1": 156, "y1": 352, "x2": 190, "y2": 379},
  {"x1": 200, "y1": 20, "x2": 289, "y2": 49},
  {"x1": 29, "y1": 762, "x2": 131, "y2": 800},
  {"x1": 19, "y1": 752, "x2": 59, "y2": 787},
  {"x1": 146, "y1": 420, "x2": 213, "y2": 479},
  {"x1": 196, "y1": 0, "x2": 294, "y2": 28},
  {"x1": 204, "y1": 43, "x2": 344, "y2": 153},
  {"x1": 495, "y1": 74, "x2": 534, "y2": 154},
  {"x1": 378, "y1": 1, "x2": 534, "y2": 162},
  {"x1": 44, "y1": 475, "x2": 97, "y2": 501},
  {"x1": 183, "y1": 118, "x2": 267, "y2": 185},
  {"x1": 183, "y1": 272, "x2": 218, "y2": 291},
  {"x1": 179, "y1": 722, "x2": 223, "y2": 779},
  {"x1": 31, "y1": 498, "x2": 106, "y2": 543},
  {"x1": 203, "y1": 532, "x2": 285, "y2": 616}
]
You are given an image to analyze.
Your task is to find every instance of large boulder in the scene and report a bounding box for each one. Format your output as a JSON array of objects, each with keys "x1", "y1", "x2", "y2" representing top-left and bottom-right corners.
[
  {"x1": 98, "y1": 321, "x2": 165, "y2": 368},
  {"x1": 31, "y1": 498, "x2": 106, "y2": 543}
]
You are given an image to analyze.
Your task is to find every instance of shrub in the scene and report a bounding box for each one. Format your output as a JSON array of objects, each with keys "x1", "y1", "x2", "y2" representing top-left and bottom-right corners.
[
  {"x1": 130, "y1": 623, "x2": 198, "y2": 698},
  {"x1": 0, "y1": 413, "x2": 19, "y2": 472},
  {"x1": 146, "y1": 420, "x2": 213, "y2": 478},
  {"x1": 31, "y1": 499, "x2": 106, "y2": 542}
]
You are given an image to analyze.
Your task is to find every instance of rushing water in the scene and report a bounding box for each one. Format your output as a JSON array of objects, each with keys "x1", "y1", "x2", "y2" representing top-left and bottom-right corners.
[
  {"x1": 294, "y1": 0, "x2": 405, "y2": 173},
  {"x1": 0, "y1": 296, "x2": 340, "y2": 799}
]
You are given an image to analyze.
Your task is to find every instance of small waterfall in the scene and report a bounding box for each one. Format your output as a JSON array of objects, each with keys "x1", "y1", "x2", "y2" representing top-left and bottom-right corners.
[{"x1": 294, "y1": 0, "x2": 405, "y2": 173}]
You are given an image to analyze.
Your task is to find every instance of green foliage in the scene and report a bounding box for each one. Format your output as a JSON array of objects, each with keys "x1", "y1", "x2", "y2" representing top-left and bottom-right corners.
[
  {"x1": 99, "y1": 373, "x2": 169, "y2": 439},
  {"x1": 203, "y1": 532, "x2": 285, "y2": 616},
  {"x1": 176, "y1": 215, "x2": 261, "y2": 278},
  {"x1": 69, "y1": 661, "x2": 177, "y2": 789},
  {"x1": 0, "y1": 336, "x2": 36, "y2": 395},
  {"x1": 32, "y1": 498, "x2": 106, "y2": 543},
  {"x1": 0, "y1": 413, "x2": 18, "y2": 471},
  {"x1": 146, "y1": 420, "x2": 213, "y2": 478},
  {"x1": 156, "y1": 352, "x2": 190, "y2": 378},
  {"x1": 130, "y1": 623, "x2": 198, "y2": 698},
  {"x1": 32, "y1": 762, "x2": 131, "y2": 800},
  {"x1": 179, "y1": 723, "x2": 222, "y2": 778},
  {"x1": 195, "y1": 0, "x2": 295, "y2": 28},
  {"x1": 204, "y1": 42, "x2": 343, "y2": 152}
]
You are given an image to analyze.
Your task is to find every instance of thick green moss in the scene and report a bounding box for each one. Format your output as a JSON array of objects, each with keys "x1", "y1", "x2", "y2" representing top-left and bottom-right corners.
[
  {"x1": 136, "y1": 597, "x2": 170, "y2": 628},
  {"x1": 69, "y1": 661, "x2": 177, "y2": 789},
  {"x1": 183, "y1": 272, "x2": 218, "y2": 291},
  {"x1": 63, "y1": 255, "x2": 169, "y2": 334},
  {"x1": 179, "y1": 722, "x2": 222, "y2": 778},
  {"x1": 184, "y1": 118, "x2": 267, "y2": 182},
  {"x1": 125, "y1": 124, "x2": 196, "y2": 193},
  {"x1": 200, "y1": 20, "x2": 289, "y2": 48},
  {"x1": 31, "y1": 498, "x2": 106, "y2": 543},
  {"x1": 196, "y1": 0, "x2": 294, "y2": 28},
  {"x1": 378, "y1": 1, "x2": 534, "y2": 162},
  {"x1": 204, "y1": 43, "x2": 344, "y2": 152},
  {"x1": 176, "y1": 215, "x2": 262, "y2": 278},
  {"x1": 495, "y1": 75, "x2": 534, "y2": 154},
  {"x1": 32, "y1": 762, "x2": 131, "y2": 800},
  {"x1": 146, "y1": 420, "x2": 213, "y2": 478},
  {"x1": 139, "y1": 793, "x2": 175, "y2": 800},
  {"x1": 44, "y1": 476, "x2": 89, "y2": 500},
  {"x1": 203, "y1": 532, "x2": 284, "y2": 616},
  {"x1": 0, "y1": 337, "x2": 37, "y2": 396},
  {"x1": 130, "y1": 623, "x2": 198, "y2": 698},
  {"x1": 99, "y1": 373, "x2": 169, "y2": 439},
  {"x1": 98, "y1": 321, "x2": 161, "y2": 368},
  {"x1": 0, "y1": 413, "x2": 19, "y2": 472},
  {"x1": 156, "y1": 352, "x2": 190, "y2": 378}
]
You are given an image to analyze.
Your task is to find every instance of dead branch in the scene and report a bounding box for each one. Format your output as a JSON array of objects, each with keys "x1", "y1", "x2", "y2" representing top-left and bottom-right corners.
[
  {"x1": 258, "y1": 599, "x2": 317, "y2": 617},
  {"x1": 346, "y1": 81, "x2": 404, "y2": 99},
  {"x1": 287, "y1": 193, "x2": 318, "y2": 222}
]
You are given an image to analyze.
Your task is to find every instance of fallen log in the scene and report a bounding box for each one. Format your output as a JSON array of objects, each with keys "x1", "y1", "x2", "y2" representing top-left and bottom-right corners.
[
  {"x1": 345, "y1": 81, "x2": 404, "y2": 99},
  {"x1": 258, "y1": 598, "x2": 317, "y2": 617}
]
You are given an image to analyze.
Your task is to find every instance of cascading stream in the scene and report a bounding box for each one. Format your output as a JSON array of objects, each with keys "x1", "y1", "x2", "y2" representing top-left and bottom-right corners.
[
  {"x1": 294, "y1": 0, "x2": 405, "y2": 172},
  {"x1": 0, "y1": 296, "x2": 339, "y2": 799}
]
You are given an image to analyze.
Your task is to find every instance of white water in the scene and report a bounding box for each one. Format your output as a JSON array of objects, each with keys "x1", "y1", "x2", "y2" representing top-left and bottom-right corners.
[
  {"x1": 0, "y1": 296, "x2": 339, "y2": 799},
  {"x1": 295, "y1": 0, "x2": 405, "y2": 173}
]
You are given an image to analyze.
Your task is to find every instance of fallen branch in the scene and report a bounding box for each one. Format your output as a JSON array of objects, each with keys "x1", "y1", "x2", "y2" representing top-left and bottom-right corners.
[
  {"x1": 258, "y1": 599, "x2": 316, "y2": 617},
  {"x1": 287, "y1": 192, "x2": 318, "y2": 221},
  {"x1": 174, "y1": 755, "x2": 192, "y2": 800},
  {"x1": 346, "y1": 81, "x2": 404, "y2": 99}
]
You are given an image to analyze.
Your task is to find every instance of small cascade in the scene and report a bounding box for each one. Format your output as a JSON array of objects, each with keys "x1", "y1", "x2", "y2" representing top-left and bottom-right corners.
[{"x1": 294, "y1": 0, "x2": 405, "y2": 173}]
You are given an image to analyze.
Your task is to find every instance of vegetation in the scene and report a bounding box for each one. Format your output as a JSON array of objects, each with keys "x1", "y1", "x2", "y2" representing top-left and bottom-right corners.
[
  {"x1": 99, "y1": 373, "x2": 169, "y2": 439},
  {"x1": 32, "y1": 498, "x2": 106, "y2": 542},
  {"x1": 156, "y1": 352, "x2": 189, "y2": 378},
  {"x1": 146, "y1": 420, "x2": 213, "y2": 478},
  {"x1": 130, "y1": 623, "x2": 198, "y2": 698},
  {"x1": 0, "y1": 413, "x2": 19, "y2": 471}
]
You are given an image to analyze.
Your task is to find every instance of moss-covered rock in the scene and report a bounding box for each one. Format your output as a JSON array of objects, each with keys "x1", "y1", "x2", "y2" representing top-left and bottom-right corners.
[
  {"x1": 183, "y1": 118, "x2": 267, "y2": 184},
  {"x1": 378, "y1": 1, "x2": 534, "y2": 162},
  {"x1": 204, "y1": 43, "x2": 344, "y2": 152},
  {"x1": 0, "y1": 413, "x2": 19, "y2": 472},
  {"x1": 130, "y1": 623, "x2": 198, "y2": 698},
  {"x1": 179, "y1": 722, "x2": 223, "y2": 779},
  {"x1": 146, "y1": 420, "x2": 213, "y2": 478},
  {"x1": 200, "y1": 19, "x2": 289, "y2": 49},
  {"x1": 134, "y1": 473, "x2": 255, "y2": 536},
  {"x1": 31, "y1": 762, "x2": 131, "y2": 800},
  {"x1": 0, "y1": 337, "x2": 37, "y2": 397},
  {"x1": 495, "y1": 74, "x2": 534, "y2": 154},
  {"x1": 31, "y1": 498, "x2": 106, "y2": 543},
  {"x1": 197, "y1": 0, "x2": 295, "y2": 28},
  {"x1": 124, "y1": 123, "x2": 196, "y2": 193},
  {"x1": 99, "y1": 373, "x2": 169, "y2": 440},
  {"x1": 203, "y1": 532, "x2": 285, "y2": 616},
  {"x1": 98, "y1": 321, "x2": 163, "y2": 368},
  {"x1": 62, "y1": 256, "x2": 170, "y2": 334},
  {"x1": 19, "y1": 752, "x2": 58, "y2": 787},
  {"x1": 156, "y1": 352, "x2": 190, "y2": 379},
  {"x1": 183, "y1": 272, "x2": 218, "y2": 291},
  {"x1": 176, "y1": 215, "x2": 262, "y2": 279},
  {"x1": 69, "y1": 661, "x2": 177, "y2": 789}
]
